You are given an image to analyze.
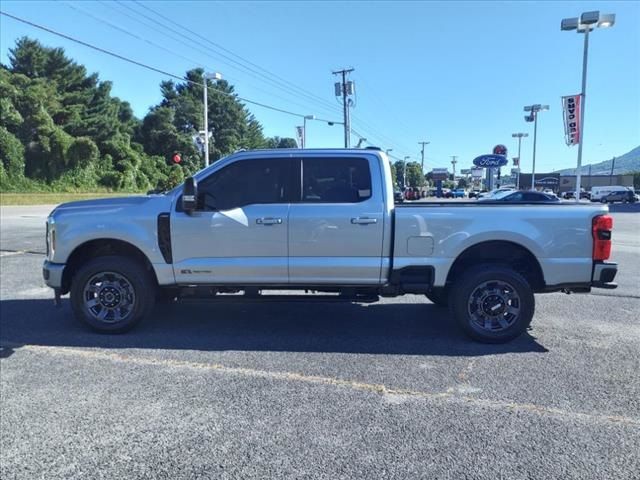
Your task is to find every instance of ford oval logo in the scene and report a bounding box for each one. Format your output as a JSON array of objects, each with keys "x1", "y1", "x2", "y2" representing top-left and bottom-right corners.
[{"x1": 473, "y1": 154, "x2": 509, "y2": 167}]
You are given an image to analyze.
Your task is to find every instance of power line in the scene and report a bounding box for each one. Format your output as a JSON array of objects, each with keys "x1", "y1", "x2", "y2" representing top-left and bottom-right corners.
[
  {"x1": 62, "y1": 2, "x2": 206, "y2": 70},
  {"x1": 355, "y1": 78, "x2": 417, "y2": 137},
  {"x1": 97, "y1": 1, "x2": 416, "y2": 155},
  {"x1": 114, "y1": 0, "x2": 342, "y2": 119},
  {"x1": 351, "y1": 113, "x2": 413, "y2": 155},
  {"x1": 2, "y1": 10, "x2": 416, "y2": 153},
  {"x1": 96, "y1": 0, "x2": 339, "y2": 119},
  {"x1": 0, "y1": 10, "x2": 191, "y2": 82},
  {"x1": 66, "y1": 1, "x2": 338, "y2": 119},
  {"x1": 133, "y1": 0, "x2": 344, "y2": 116},
  {"x1": 0, "y1": 10, "x2": 324, "y2": 120},
  {"x1": 91, "y1": 0, "x2": 333, "y2": 117}
]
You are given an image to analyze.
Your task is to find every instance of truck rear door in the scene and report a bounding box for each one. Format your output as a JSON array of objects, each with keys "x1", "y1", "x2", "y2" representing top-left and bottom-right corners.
[{"x1": 288, "y1": 155, "x2": 385, "y2": 284}]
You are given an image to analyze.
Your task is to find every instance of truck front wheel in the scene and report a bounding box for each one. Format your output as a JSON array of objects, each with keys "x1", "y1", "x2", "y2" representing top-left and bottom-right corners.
[
  {"x1": 70, "y1": 256, "x2": 155, "y2": 333},
  {"x1": 450, "y1": 265, "x2": 534, "y2": 343}
]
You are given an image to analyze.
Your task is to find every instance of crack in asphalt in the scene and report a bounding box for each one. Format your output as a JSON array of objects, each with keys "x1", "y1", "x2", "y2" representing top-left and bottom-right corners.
[
  {"x1": 591, "y1": 292, "x2": 640, "y2": 299},
  {"x1": 3, "y1": 343, "x2": 639, "y2": 428}
]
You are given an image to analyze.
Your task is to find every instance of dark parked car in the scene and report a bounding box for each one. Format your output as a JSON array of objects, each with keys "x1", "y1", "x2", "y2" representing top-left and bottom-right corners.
[
  {"x1": 478, "y1": 190, "x2": 560, "y2": 203},
  {"x1": 394, "y1": 190, "x2": 404, "y2": 203},
  {"x1": 563, "y1": 190, "x2": 590, "y2": 200},
  {"x1": 404, "y1": 188, "x2": 414, "y2": 200},
  {"x1": 601, "y1": 190, "x2": 636, "y2": 204}
]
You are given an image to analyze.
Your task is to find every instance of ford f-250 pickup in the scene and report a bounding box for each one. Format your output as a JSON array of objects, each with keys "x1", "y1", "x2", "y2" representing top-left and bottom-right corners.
[{"x1": 43, "y1": 148, "x2": 618, "y2": 343}]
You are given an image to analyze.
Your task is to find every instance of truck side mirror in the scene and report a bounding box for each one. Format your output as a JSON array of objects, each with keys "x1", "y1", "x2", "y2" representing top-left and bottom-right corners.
[{"x1": 182, "y1": 177, "x2": 198, "y2": 213}]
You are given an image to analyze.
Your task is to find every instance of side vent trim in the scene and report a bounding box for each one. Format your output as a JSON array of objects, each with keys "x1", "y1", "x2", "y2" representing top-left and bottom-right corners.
[{"x1": 157, "y1": 213, "x2": 172, "y2": 264}]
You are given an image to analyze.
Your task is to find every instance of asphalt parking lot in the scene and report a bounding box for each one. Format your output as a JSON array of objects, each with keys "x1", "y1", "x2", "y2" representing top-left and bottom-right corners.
[{"x1": 1, "y1": 203, "x2": 639, "y2": 479}]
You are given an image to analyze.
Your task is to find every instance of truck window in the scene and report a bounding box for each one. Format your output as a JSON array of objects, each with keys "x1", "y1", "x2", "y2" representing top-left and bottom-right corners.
[
  {"x1": 301, "y1": 158, "x2": 372, "y2": 203},
  {"x1": 198, "y1": 158, "x2": 290, "y2": 210}
]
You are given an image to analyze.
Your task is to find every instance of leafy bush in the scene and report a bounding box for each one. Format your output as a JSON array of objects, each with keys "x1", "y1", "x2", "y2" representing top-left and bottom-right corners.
[
  {"x1": 66, "y1": 136, "x2": 99, "y2": 169},
  {"x1": 0, "y1": 126, "x2": 25, "y2": 177}
]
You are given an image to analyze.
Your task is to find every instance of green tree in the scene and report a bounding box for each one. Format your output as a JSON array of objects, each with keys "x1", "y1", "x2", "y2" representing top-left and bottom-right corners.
[
  {"x1": 389, "y1": 160, "x2": 397, "y2": 187},
  {"x1": 457, "y1": 177, "x2": 468, "y2": 189},
  {"x1": 66, "y1": 137, "x2": 99, "y2": 169},
  {"x1": 394, "y1": 160, "x2": 405, "y2": 187},
  {"x1": 265, "y1": 136, "x2": 297, "y2": 149},
  {"x1": 141, "y1": 69, "x2": 267, "y2": 171},
  {"x1": 0, "y1": 37, "x2": 301, "y2": 193},
  {"x1": 0, "y1": 126, "x2": 25, "y2": 177},
  {"x1": 405, "y1": 161, "x2": 425, "y2": 188}
]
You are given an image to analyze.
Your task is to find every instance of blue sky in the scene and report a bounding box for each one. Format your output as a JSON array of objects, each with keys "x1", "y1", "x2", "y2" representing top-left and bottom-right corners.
[{"x1": 1, "y1": 1, "x2": 639, "y2": 174}]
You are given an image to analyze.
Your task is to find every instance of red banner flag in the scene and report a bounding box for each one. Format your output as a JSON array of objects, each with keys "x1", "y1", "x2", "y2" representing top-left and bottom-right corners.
[{"x1": 562, "y1": 94, "x2": 581, "y2": 146}]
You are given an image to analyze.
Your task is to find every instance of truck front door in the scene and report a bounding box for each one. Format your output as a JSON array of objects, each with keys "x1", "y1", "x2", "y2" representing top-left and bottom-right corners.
[{"x1": 171, "y1": 157, "x2": 292, "y2": 284}]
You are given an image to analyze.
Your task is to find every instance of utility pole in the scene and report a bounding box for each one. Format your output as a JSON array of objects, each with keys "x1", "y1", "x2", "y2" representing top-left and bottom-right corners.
[
  {"x1": 333, "y1": 68, "x2": 354, "y2": 148},
  {"x1": 418, "y1": 141, "x2": 430, "y2": 173},
  {"x1": 610, "y1": 156, "x2": 616, "y2": 185},
  {"x1": 450, "y1": 156, "x2": 458, "y2": 180},
  {"x1": 403, "y1": 156, "x2": 410, "y2": 188},
  {"x1": 202, "y1": 71, "x2": 222, "y2": 167}
]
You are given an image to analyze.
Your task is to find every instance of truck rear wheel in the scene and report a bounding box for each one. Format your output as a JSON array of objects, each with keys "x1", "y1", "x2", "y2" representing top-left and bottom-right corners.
[
  {"x1": 70, "y1": 256, "x2": 155, "y2": 333},
  {"x1": 450, "y1": 265, "x2": 534, "y2": 343}
]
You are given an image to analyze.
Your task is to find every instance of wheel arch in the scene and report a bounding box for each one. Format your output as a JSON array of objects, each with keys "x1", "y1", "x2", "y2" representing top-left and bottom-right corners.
[
  {"x1": 61, "y1": 238, "x2": 158, "y2": 294},
  {"x1": 445, "y1": 240, "x2": 545, "y2": 292}
]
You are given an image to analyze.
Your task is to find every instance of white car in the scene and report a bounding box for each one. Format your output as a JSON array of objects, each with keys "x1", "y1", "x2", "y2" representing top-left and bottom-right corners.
[{"x1": 476, "y1": 187, "x2": 515, "y2": 199}]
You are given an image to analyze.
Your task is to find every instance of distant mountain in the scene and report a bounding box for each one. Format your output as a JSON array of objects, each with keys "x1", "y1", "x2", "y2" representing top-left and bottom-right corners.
[{"x1": 556, "y1": 146, "x2": 640, "y2": 176}]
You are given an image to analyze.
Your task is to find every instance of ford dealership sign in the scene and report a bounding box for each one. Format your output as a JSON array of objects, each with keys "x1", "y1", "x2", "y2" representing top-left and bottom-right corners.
[{"x1": 473, "y1": 154, "x2": 509, "y2": 168}]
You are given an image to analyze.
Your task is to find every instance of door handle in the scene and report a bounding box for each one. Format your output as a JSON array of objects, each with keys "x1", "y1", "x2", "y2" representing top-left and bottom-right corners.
[
  {"x1": 256, "y1": 217, "x2": 283, "y2": 225},
  {"x1": 351, "y1": 217, "x2": 378, "y2": 225}
]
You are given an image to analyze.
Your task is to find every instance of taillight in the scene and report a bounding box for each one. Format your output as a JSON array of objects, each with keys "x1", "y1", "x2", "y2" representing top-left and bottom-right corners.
[{"x1": 592, "y1": 215, "x2": 613, "y2": 261}]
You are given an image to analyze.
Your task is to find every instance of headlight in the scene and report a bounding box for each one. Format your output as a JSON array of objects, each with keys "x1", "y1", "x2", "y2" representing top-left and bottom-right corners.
[{"x1": 46, "y1": 216, "x2": 56, "y2": 259}]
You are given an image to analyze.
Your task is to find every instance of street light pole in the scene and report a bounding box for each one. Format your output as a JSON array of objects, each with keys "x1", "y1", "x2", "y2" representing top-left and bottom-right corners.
[
  {"x1": 302, "y1": 115, "x2": 315, "y2": 148},
  {"x1": 531, "y1": 114, "x2": 538, "y2": 190},
  {"x1": 512, "y1": 133, "x2": 528, "y2": 189},
  {"x1": 574, "y1": 27, "x2": 590, "y2": 201},
  {"x1": 524, "y1": 104, "x2": 548, "y2": 190},
  {"x1": 203, "y1": 78, "x2": 209, "y2": 167},
  {"x1": 562, "y1": 11, "x2": 615, "y2": 202},
  {"x1": 203, "y1": 72, "x2": 222, "y2": 168}
]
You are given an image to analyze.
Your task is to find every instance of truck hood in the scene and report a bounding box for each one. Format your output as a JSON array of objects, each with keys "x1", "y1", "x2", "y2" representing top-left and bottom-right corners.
[{"x1": 51, "y1": 195, "x2": 173, "y2": 217}]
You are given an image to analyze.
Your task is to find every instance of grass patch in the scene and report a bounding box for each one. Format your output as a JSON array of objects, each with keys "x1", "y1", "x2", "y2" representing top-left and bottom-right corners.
[{"x1": 0, "y1": 192, "x2": 138, "y2": 206}]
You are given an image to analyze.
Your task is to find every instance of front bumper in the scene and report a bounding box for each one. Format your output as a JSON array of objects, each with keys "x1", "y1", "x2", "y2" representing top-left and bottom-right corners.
[
  {"x1": 43, "y1": 260, "x2": 65, "y2": 289},
  {"x1": 592, "y1": 261, "x2": 618, "y2": 289}
]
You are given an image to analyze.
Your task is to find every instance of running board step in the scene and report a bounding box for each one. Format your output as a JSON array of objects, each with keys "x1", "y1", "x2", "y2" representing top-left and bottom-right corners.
[{"x1": 178, "y1": 294, "x2": 380, "y2": 304}]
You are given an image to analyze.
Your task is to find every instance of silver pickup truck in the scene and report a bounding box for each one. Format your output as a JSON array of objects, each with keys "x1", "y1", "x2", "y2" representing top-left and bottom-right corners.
[{"x1": 43, "y1": 148, "x2": 618, "y2": 342}]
